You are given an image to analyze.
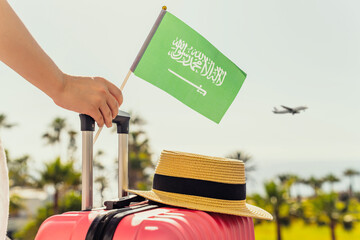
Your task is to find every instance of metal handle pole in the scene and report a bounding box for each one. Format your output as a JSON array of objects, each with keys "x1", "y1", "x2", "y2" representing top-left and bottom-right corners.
[
  {"x1": 82, "y1": 131, "x2": 93, "y2": 210},
  {"x1": 118, "y1": 134, "x2": 128, "y2": 198}
]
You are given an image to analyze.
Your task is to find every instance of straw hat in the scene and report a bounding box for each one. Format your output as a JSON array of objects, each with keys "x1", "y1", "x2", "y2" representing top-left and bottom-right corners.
[{"x1": 127, "y1": 150, "x2": 273, "y2": 220}]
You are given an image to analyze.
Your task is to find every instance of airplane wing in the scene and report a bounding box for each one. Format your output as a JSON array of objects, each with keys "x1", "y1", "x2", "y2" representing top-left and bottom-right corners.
[
  {"x1": 273, "y1": 107, "x2": 290, "y2": 114},
  {"x1": 273, "y1": 111, "x2": 290, "y2": 114},
  {"x1": 281, "y1": 105, "x2": 293, "y2": 111}
]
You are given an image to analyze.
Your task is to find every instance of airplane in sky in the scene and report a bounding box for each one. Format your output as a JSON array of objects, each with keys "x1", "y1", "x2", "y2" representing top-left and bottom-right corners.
[{"x1": 273, "y1": 105, "x2": 308, "y2": 114}]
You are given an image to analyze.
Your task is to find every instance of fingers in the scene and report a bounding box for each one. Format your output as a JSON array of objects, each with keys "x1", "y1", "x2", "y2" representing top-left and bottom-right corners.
[
  {"x1": 100, "y1": 102, "x2": 113, "y2": 128},
  {"x1": 106, "y1": 94, "x2": 119, "y2": 118},
  {"x1": 54, "y1": 75, "x2": 123, "y2": 128},
  {"x1": 106, "y1": 81, "x2": 123, "y2": 106},
  {"x1": 88, "y1": 103, "x2": 114, "y2": 128},
  {"x1": 89, "y1": 77, "x2": 123, "y2": 127},
  {"x1": 90, "y1": 108, "x2": 105, "y2": 128}
]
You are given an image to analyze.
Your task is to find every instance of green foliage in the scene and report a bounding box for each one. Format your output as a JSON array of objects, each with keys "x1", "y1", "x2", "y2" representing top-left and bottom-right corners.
[
  {"x1": 343, "y1": 169, "x2": 360, "y2": 198},
  {"x1": 301, "y1": 193, "x2": 354, "y2": 240},
  {"x1": 93, "y1": 150, "x2": 109, "y2": 204},
  {"x1": 5, "y1": 113, "x2": 360, "y2": 240},
  {"x1": 251, "y1": 172, "x2": 359, "y2": 240},
  {"x1": 248, "y1": 193, "x2": 271, "y2": 225},
  {"x1": 42, "y1": 117, "x2": 66, "y2": 145},
  {"x1": 344, "y1": 169, "x2": 360, "y2": 177},
  {"x1": 39, "y1": 157, "x2": 80, "y2": 188},
  {"x1": 265, "y1": 181, "x2": 287, "y2": 210},
  {"x1": 127, "y1": 113, "x2": 154, "y2": 190},
  {"x1": 254, "y1": 221, "x2": 360, "y2": 240},
  {"x1": 323, "y1": 174, "x2": 340, "y2": 192},
  {"x1": 59, "y1": 190, "x2": 81, "y2": 212},
  {"x1": 112, "y1": 113, "x2": 154, "y2": 189},
  {"x1": 263, "y1": 180, "x2": 291, "y2": 240},
  {"x1": 6, "y1": 152, "x2": 34, "y2": 187},
  {"x1": 38, "y1": 157, "x2": 81, "y2": 213},
  {"x1": 14, "y1": 203, "x2": 54, "y2": 240},
  {"x1": 323, "y1": 174, "x2": 340, "y2": 184},
  {"x1": 10, "y1": 113, "x2": 154, "y2": 238},
  {"x1": 9, "y1": 194, "x2": 24, "y2": 217},
  {"x1": 42, "y1": 117, "x2": 78, "y2": 159},
  {"x1": 0, "y1": 113, "x2": 16, "y2": 130},
  {"x1": 95, "y1": 176, "x2": 108, "y2": 203},
  {"x1": 347, "y1": 198, "x2": 360, "y2": 220},
  {"x1": 67, "y1": 130, "x2": 78, "y2": 160},
  {"x1": 13, "y1": 191, "x2": 81, "y2": 240},
  {"x1": 307, "y1": 193, "x2": 342, "y2": 222}
]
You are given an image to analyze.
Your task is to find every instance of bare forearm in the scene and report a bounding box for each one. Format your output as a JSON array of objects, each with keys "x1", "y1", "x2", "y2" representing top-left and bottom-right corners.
[
  {"x1": 0, "y1": 0, "x2": 63, "y2": 99},
  {"x1": 0, "y1": 0, "x2": 123, "y2": 127}
]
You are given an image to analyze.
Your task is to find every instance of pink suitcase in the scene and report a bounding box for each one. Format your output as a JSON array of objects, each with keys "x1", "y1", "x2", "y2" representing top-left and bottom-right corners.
[{"x1": 35, "y1": 112, "x2": 256, "y2": 240}]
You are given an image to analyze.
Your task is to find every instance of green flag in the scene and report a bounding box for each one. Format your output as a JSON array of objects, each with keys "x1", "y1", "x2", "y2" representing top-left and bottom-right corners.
[{"x1": 131, "y1": 8, "x2": 247, "y2": 123}]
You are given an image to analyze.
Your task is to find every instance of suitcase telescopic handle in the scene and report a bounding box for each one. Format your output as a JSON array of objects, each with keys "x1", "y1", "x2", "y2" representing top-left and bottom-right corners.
[{"x1": 79, "y1": 111, "x2": 130, "y2": 210}]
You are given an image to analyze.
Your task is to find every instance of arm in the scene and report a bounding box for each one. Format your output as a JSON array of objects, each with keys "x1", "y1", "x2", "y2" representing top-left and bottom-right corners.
[{"x1": 0, "y1": 0, "x2": 122, "y2": 127}]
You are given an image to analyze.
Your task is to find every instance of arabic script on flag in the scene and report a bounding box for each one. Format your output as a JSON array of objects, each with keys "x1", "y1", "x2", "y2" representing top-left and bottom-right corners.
[{"x1": 168, "y1": 38, "x2": 227, "y2": 87}]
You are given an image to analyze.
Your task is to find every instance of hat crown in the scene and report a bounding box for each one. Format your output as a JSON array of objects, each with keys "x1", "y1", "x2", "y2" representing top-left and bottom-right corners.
[
  {"x1": 128, "y1": 150, "x2": 273, "y2": 220},
  {"x1": 155, "y1": 150, "x2": 246, "y2": 184}
]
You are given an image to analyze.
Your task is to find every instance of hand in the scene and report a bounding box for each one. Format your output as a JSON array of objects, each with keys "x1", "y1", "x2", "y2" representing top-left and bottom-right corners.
[
  {"x1": 0, "y1": 0, "x2": 123, "y2": 127},
  {"x1": 52, "y1": 74, "x2": 123, "y2": 128}
]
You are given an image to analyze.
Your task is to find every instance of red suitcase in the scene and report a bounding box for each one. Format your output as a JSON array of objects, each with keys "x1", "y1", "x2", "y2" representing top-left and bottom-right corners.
[
  {"x1": 36, "y1": 206, "x2": 255, "y2": 240},
  {"x1": 35, "y1": 112, "x2": 256, "y2": 240}
]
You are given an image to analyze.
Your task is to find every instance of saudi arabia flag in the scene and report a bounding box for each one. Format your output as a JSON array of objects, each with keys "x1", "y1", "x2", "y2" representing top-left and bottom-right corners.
[{"x1": 130, "y1": 8, "x2": 247, "y2": 123}]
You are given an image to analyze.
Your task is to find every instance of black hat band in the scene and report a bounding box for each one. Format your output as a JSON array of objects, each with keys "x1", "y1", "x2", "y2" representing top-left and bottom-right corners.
[{"x1": 153, "y1": 174, "x2": 246, "y2": 201}]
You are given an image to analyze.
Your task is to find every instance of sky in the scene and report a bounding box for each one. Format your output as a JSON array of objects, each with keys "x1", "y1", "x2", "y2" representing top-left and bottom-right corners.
[{"x1": 0, "y1": 0, "x2": 359, "y2": 196}]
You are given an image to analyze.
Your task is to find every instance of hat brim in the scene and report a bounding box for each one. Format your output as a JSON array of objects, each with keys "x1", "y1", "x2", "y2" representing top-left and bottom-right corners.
[{"x1": 127, "y1": 189, "x2": 273, "y2": 221}]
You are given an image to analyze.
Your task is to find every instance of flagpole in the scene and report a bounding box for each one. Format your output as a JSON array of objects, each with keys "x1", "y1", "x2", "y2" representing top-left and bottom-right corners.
[
  {"x1": 93, "y1": 69, "x2": 132, "y2": 144},
  {"x1": 94, "y1": 6, "x2": 167, "y2": 144}
]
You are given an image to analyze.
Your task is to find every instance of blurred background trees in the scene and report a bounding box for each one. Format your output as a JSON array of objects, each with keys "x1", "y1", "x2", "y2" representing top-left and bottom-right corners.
[
  {"x1": 94, "y1": 150, "x2": 108, "y2": 204},
  {"x1": 249, "y1": 172, "x2": 360, "y2": 240},
  {"x1": 127, "y1": 113, "x2": 154, "y2": 190},
  {"x1": 3, "y1": 111, "x2": 360, "y2": 240},
  {"x1": 343, "y1": 169, "x2": 360, "y2": 198},
  {"x1": 38, "y1": 157, "x2": 80, "y2": 213},
  {"x1": 226, "y1": 151, "x2": 256, "y2": 183},
  {"x1": 4, "y1": 112, "x2": 155, "y2": 239},
  {"x1": 0, "y1": 113, "x2": 16, "y2": 131}
]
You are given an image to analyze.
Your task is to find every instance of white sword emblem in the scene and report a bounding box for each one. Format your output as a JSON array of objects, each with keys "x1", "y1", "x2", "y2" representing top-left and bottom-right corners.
[{"x1": 168, "y1": 69, "x2": 207, "y2": 96}]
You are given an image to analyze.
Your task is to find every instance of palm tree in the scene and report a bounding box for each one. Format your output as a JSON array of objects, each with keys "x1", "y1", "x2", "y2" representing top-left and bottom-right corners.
[
  {"x1": 43, "y1": 117, "x2": 79, "y2": 162},
  {"x1": 9, "y1": 194, "x2": 24, "y2": 217},
  {"x1": 94, "y1": 150, "x2": 108, "y2": 204},
  {"x1": 95, "y1": 176, "x2": 108, "y2": 204},
  {"x1": 39, "y1": 157, "x2": 81, "y2": 213},
  {"x1": 343, "y1": 169, "x2": 360, "y2": 198},
  {"x1": 67, "y1": 129, "x2": 77, "y2": 160},
  {"x1": 129, "y1": 113, "x2": 146, "y2": 126},
  {"x1": 226, "y1": 151, "x2": 256, "y2": 181},
  {"x1": 278, "y1": 174, "x2": 291, "y2": 185},
  {"x1": 291, "y1": 175, "x2": 303, "y2": 200},
  {"x1": 6, "y1": 153, "x2": 34, "y2": 187},
  {"x1": 277, "y1": 174, "x2": 299, "y2": 198},
  {"x1": 94, "y1": 150, "x2": 105, "y2": 171},
  {"x1": 127, "y1": 114, "x2": 153, "y2": 190},
  {"x1": 0, "y1": 113, "x2": 16, "y2": 131},
  {"x1": 112, "y1": 112, "x2": 154, "y2": 190},
  {"x1": 304, "y1": 176, "x2": 324, "y2": 197},
  {"x1": 42, "y1": 118, "x2": 66, "y2": 144},
  {"x1": 307, "y1": 193, "x2": 349, "y2": 240},
  {"x1": 264, "y1": 180, "x2": 287, "y2": 240},
  {"x1": 323, "y1": 174, "x2": 340, "y2": 193},
  {"x1": 129, "y1": 133, "x2": 152, "y2": 189}
]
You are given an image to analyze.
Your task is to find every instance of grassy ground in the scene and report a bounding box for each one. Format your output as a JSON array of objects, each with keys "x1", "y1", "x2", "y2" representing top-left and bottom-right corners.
[{"x1": 254, "y1": 221, "x2": 360, "y2": 240}]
